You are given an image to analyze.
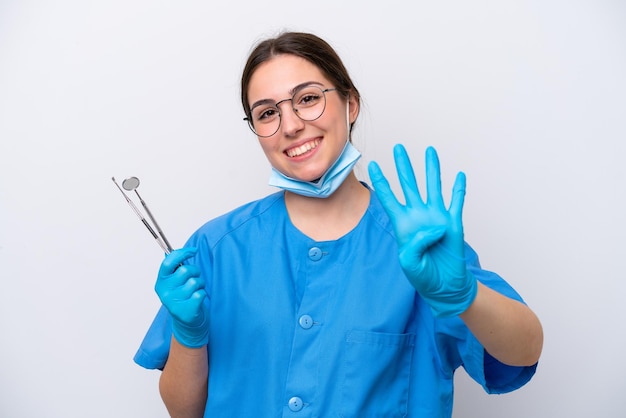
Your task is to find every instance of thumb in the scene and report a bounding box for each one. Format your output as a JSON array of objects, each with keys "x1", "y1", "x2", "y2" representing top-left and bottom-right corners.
[{"x1": 399, "y1": 225, "x2": 447, "y2": 264}]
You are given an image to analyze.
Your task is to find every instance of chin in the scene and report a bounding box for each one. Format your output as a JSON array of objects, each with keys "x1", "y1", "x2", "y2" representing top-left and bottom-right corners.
[
  {"x1": 301, "y1": 171, "x2": 326, "y2": 183},
  {"x1": 279, "y1": 167, "x2": 323, "y2": 182},
  {"x1": 278, "y1": 161, "x2": 329, "y2": 182}
]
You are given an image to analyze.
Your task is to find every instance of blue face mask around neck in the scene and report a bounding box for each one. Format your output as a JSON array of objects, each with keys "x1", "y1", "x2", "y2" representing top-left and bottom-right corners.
[{"x1": 268, "y1": 140, "x2": 361, "y2": 198}]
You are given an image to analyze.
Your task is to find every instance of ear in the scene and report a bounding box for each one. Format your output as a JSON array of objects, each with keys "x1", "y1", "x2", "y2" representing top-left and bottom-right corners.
[{"x1": 348, "y1": 93, "x2": 360, "y2": 124}]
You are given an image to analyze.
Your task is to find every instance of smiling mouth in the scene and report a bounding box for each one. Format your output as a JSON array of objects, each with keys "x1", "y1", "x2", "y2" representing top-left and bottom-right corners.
[{"x1": 286, "y1": 139, "x2": 321, "y2": 158}]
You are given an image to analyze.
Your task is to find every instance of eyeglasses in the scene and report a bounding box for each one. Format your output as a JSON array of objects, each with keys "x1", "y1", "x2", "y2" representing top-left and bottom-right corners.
[{"x1": 244, "y1": 86, "x2": 337, "y2": 138}]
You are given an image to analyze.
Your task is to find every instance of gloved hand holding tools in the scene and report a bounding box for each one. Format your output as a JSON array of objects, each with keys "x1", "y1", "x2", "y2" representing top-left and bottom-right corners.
[{"x1": 155, "y1": 248, "x2": 210, "y2": 348}]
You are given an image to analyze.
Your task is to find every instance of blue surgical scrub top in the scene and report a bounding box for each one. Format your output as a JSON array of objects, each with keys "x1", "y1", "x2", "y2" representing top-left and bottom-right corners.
[{"x1": 135, "y1": 187, "x2": 537, "y2": 417}]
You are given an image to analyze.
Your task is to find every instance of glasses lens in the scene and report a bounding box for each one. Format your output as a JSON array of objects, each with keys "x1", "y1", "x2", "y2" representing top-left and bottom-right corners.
[
  {"x1": 249, "y1": 104, "x2": 280, "y2": 137},
  {"x1": 293, "y1": 86, "x2": 327, "y2": 121}
]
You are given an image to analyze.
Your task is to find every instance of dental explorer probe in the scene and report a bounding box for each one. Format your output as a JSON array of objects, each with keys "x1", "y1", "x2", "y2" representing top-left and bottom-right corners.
[
  {"x1": 111, "y1": 177, "x2": 170, "y2": 254},
  {"x1": 122, "y1": 176, "x2": 173, "y2": 253}
]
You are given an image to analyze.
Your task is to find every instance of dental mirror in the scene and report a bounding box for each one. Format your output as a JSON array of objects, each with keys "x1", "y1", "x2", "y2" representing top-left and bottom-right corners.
[{"x1": 122, "y1": 176, "x2": 141, "y2": 191}]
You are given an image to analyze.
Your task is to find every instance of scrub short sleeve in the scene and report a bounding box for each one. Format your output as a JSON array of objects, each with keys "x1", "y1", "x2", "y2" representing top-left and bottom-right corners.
[
  {"x1": 458, "y1": 321, "x2": 538, "y2": 394},
  {"x1": 133, "y1": 305, "x2": 173, "y2": 370},
  {"x1": 454, "y1": 244, "x2": 538, "y2": 394}
]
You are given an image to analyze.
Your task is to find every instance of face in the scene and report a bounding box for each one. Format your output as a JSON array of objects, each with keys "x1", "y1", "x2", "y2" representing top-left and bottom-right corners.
[{"x1": 247, "y1": 54, "x2": 359, "y2": 182}]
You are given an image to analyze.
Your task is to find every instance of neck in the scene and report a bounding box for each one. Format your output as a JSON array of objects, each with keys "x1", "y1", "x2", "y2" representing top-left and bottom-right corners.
[{"x1": 284, "y1": 172, "x2": 370, "y2": 241}]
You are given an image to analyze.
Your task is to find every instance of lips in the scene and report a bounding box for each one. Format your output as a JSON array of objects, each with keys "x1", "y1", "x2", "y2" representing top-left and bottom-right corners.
[{"x1": 285, "y1": 139, "x2": 321, "y2": 158}]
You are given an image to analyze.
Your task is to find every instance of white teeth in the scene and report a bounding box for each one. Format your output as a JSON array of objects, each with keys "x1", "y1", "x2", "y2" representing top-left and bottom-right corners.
[{"x1": 287, "y1": 140, "x2": 320, "y2": 157}]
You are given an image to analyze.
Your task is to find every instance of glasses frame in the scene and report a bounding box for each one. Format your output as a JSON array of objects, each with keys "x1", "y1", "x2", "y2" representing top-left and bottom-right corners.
[{"x1": 244, "y1": 87, "x2": 338, "y2": 138}]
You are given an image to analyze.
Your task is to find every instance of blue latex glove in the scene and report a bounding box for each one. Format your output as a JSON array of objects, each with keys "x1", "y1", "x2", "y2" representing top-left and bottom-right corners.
[
  {"x1": 368, "y1": 144, "x2": 477, "y2": 317},
  {"x1": 154, "y1": 247, "x2": 210, "y2": 348}
]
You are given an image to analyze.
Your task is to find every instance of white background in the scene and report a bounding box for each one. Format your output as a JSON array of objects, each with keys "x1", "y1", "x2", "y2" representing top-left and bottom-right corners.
[{"x1": 1, "y1": 1, "x2": 625, "y2": 417}]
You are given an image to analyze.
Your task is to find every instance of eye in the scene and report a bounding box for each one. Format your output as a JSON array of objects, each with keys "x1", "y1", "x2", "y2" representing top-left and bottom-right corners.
[
  {"x1": 295, "y1": 90, "x2": 322, "y2": 107},
  {"x1": 254, "y1": 106, "x2": 279, "y2": 123}
]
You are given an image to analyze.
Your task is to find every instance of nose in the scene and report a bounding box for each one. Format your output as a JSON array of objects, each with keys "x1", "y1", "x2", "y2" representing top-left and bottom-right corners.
[{"x1": 277, "y1": 100, "x2": 305, "y2": 137}]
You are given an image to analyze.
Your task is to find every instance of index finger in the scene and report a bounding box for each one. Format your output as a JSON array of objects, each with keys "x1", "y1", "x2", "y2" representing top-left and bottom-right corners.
[
  {"x1": 368, "y1": 160, "x2": 402, "y2": 217},
  {"x1": 158, "y1": 247, "x2": 198, "y2": 276}
]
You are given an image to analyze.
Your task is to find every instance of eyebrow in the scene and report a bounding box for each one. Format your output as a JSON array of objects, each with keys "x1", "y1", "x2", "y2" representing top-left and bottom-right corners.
[{"x1": 249, "y1": 81, "x2": 325, "y2": 111}]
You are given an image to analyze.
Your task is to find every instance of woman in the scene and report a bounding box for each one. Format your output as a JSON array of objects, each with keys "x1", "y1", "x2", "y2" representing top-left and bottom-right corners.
[{"x1": 135, "y1": 31, "x2": 543, "y2": 418}]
